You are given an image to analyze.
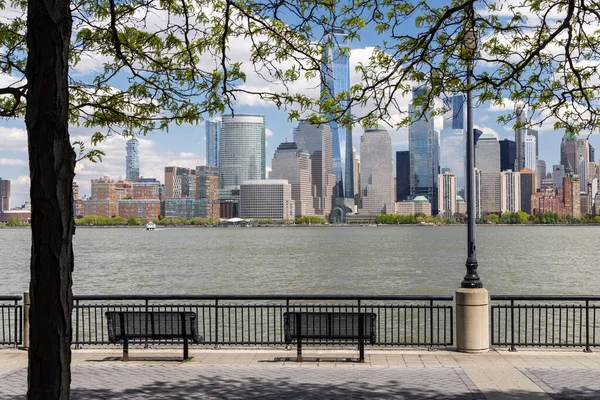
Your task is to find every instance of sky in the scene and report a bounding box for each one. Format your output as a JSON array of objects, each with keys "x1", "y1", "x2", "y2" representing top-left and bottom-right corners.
[{"x1": 1, "y1": 1, "x2": 600, "y2": 207}]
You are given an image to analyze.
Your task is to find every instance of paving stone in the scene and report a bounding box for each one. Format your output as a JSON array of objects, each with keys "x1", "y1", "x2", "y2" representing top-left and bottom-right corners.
[{"x1": 519, "y1": 367, "x2": 600, "y2": 399}]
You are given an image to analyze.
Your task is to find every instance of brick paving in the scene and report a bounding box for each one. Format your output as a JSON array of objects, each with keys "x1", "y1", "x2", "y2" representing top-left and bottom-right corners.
[{"x1": 519, "y1": 368, "x2": 600, "y2": 400}]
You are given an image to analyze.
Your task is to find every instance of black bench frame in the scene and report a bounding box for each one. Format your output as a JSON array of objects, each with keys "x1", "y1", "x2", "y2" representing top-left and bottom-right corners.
[
  {"x1": 105, "y1": 311, "x2": 201, "y2": 361},
  {"x1": 283, "y1": 311, "x2": 377, "y2": 362}
]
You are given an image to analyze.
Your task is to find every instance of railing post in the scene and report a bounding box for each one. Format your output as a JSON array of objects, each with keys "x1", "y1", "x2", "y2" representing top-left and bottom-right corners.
[
  {"x1": 509, "y1": 300, "x2": 517, "y2": 352},
  {"x1": 144, "y1": 299, "x2": 149, "y2": 349},
  {"x1": 429, "y1": 300, "x2": 434, "y2": 351},
  {"x1": 584, "y1": 300, "x2": 592, "y2": 353},
  {"x1": 22, "y1": 292, "x2": 30, "y2": 350},
  {"x1": 214, "y1": 299, "x2": 220, "y2": 349},
  {"x1": 75, "y1": 298, "x2": 80, "y2": 349}
]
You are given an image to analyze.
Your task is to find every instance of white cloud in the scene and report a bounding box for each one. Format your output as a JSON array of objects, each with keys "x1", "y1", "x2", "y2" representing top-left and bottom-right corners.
[
  {"x1": 0, "y1": 126, "x2": 27, "y2": 152},
  {"x1": 0, "y1": 158, "x2": 27, "y2": 166},
  {"x1": 265, "y1": 128, "x2": 273, "y2": 137},
  {"x1": 474, "y1": 125, "x2": 499, "y2": 138}
]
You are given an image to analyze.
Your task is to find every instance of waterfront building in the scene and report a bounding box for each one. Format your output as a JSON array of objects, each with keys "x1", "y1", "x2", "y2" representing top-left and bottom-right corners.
[
  {"x1": 595, "y1": 191, "x2": 600, "y2": 216},
  {"x1": 438, "y1": 172, "x2": 457, "y2": 219},
  {"x1": 219, "y1": 188, "x2": 240, "y2": 219},
  {"x1": 164, "y1": 167, "x2": 195, "y2": 198},
  {"x1": 294, "y1": 121, "x2": 334, "y2": 217},
  {"x1": 394, "y1": 196, "x2": 432, "y2": 216},
  {"x1": 164, "y1": 198, "x2": 208, "y2": 219},
  {"x1": 270, "y1": 142, "x2": 315, "y2": 217},
  {"x1": 475, "y1": 133, "x2": 500, "y2": 173},
  {"x1": 396, "y1": 151, "x2": 410, "y2": 202},
  {"x1": 535, "y1": 159, "x2": 546, "y2": 190},
  {"x1": 85, "y1": 176, "x2": 118, "y2": 217},
  {"x1": 525, "y1": 135, "x2": 536, "y2": 171},
  {"x1": 500, "y1": 139, "x2": 516, "y2": 172},
  {"x1": 118, "y1": 200, "x2": 161, "y2": 220},
  {"x1": 480, "y1": 172, "x2": 501, "y2": 214},
  {"x1": 321, "y1": 28, "x2": 354, "y2": 210},
  {"x1": 83, "y1": 200, "x2": 116, "y2": 218},
  {"x1": 133, "y1": 179, "x2": 161, "y2": 200},
  {"x1": 519, "y1": 168, "x2": 535, "y2": 215},
  {"x1": 552, "y1": 165, "x2": 564, "y2": 189},
  {"x1": 114, "y1": 181, "x2": 133, "y2": 201},
  {"x1": 125, "y1": 138, "x2": 140, "y2": 182},
  {"x1": 73, "y1": 181, "x2": 83, "y2": 217},
  {"x1": 359, "y1": 128, "x2": 394, "y2": 214},
  {"x1": 239, "y1": 180, "x2": 295, "y2": 220},
  {"x1": 456, "y1": 195, "x2": 467, "y2": 215},
  {"x1": 409, "y1": 87, "x2": 439, "y2": 215},
  {"x1": 440, "y1": 95, "x2": 465, "y2": 193},
  {"x1": 219, "y1": 114, "x2": 266, "y2": 189},
  {"x1": 195, "y1": 166, "x2": 220, "y2": 220},
  {"x1": 500, "y1": 170, "x2": 521, "y2": 213},
  {"x1": 206, "y1": 119, "x2": 221, "y2": 168},
  {"x1": 0, "y1": 178, "x2": 10, "y2": 211},
  {"x1": 0, "y1": 209, "x2": 31, "y2": 224}
]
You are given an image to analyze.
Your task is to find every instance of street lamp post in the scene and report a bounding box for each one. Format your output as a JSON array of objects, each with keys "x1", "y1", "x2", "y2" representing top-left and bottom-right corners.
[{"x1": 462, "y1": 28, "x2": 482, "y2": 289}]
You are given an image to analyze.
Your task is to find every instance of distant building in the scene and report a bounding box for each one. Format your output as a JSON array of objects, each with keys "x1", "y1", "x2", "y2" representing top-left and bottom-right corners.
[
  {"x1": 438, "y1": 173, "x2": 457, "y2": 219},
  {"x1": 270, "y1": 142, "x2": 315, "y2": 217},
  {"x1": 456, "y1": 195, "x2": 467, "y2": 215},
  {"x1": 195, "y1": 166, "x2": 220, "y2": 221},
  {"x1": 475, "y1": 133, "x2": 500, "y2": 173},
  {"x1": 359, "y1": 128, "x2": 394, "y2": 214},
  {"x1": 519, "y1": 168, "x2": 535, "y2": 214},
  {"x1": 578, "y1": 156, "x2": 587, "y2": 192},
  {"x1": 206, "y1": 119, "x2": 221, "y2": 168},
  {"x1": 440, "y1": 94, "x2": 465, "y2": 193},
  {"x1": 0, "y1": 177, "x2": 9, "y2": 211},
  {"x1": 219, "y1": 114, "x2": 266, "y2": 189},
  {"x1": 480, "y1": 172, "x2": 501, "y2": 214},
  {"x1": 535, "y1": 159, "x2": 546, "y2": 190},
  {"x1": 125, "y1": 138, "x2": 140, "y2": 182},
  {"x1": 118, "y1": 200, "x2": 161, "y2": 221},
  {"x1": 164, "y1": 167, "x2": 196, "y2": 198},
  {"x1": 85, "y1": 177, "x2": 118, "y2": 217},
  {"x1": 239, "y1": 180, "x2": 295, "y2": 220},
  {"x1": 515, "y1": 110, "x2": 525, "y2": 171},
  {"x1": 552, "y1": 165, "x2": 565, "y2": 189},
  {"x1": 500, "y1": 170, "x2": 521, "y2": 213},
  {"x1": 409, "y1": 87, "x2": 439, "y2": 215},
  {"x1": 525, "y1": 135, "x2": 536, "y2": 171},
  {"x1": 395, "y1": 196, "x2": 432, "y2": 216},
  {"x1": 396, "y1": 151, "x2": 410, "y2": 202},
  {"x1": 499, "y1": 139, "x2": 516, "y2": 172},
  {"x1": 528, "y1": 129, "x2": 539, "y2": 157}
]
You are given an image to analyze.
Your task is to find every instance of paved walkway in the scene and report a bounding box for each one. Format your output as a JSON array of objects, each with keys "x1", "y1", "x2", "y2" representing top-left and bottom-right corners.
[{"x1": 1, "y1": 348, "x2": 600, "y2": 399}]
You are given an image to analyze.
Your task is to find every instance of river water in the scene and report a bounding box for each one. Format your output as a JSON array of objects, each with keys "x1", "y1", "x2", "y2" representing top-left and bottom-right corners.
[{"x1": 0, "y1": 226, "x2": 598, "y2": 296}]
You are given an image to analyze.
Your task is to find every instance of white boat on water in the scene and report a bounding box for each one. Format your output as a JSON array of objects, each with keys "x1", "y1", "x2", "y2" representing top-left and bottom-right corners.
[{"x1": 145, "y1": 221, "x2": 156, "y2": 230}]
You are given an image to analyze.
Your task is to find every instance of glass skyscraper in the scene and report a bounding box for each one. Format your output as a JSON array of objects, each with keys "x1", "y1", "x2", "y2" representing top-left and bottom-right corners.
[
  {"x1": 439, "y1": 94, "x2": 465, "y2": 194},
  {"x1": 206, "y1": 119, "x2": 221, "y2": 168},
  {"x1": 125, "y1": 138, "x2": 140, "y2": 182},
  {"x1": 321, "y1": 28, "x2": 354, "y2": 211},
  {"x1": 219, "y1": 114, "x2": 265, "y2": 189},
  {"x1": 409, "y1": 87, "x2": 439, "y2": 215}
]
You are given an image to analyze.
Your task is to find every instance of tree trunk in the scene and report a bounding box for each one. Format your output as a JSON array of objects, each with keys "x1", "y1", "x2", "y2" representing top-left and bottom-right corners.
[{"x1": 25, "y1": 0, "x2": 74, "y2": 398}]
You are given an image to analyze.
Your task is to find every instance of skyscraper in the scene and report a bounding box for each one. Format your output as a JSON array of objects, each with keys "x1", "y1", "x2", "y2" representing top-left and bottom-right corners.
[
  {"x1": 501, "y1": 170, "x2": 521, "y2": 213},
  {"x1": 519, "y1": 168, "x2": 535, "y2": 214},
  {"x1": 219, "y1": 114, "x2": 265, "y2": 189},
  {"x1": 560, "y1": 136, "x2": 578, "y2": 174},
  {"x1": 206, "y1": 119, "x2": 221, "y2": 168},
  {"x1": 0, "y1": 178, "x2": 10, "y2": 211},
  {"x1": 438, "y1": 172, "x2": 457, "y2": 219},
  {"x1": 195, "y1": 166, "x2": 220, "y2": 220},
  {"x1": 475, "y1": 133, "x2": 500, "y2": 173},
  {"x1": 439, "y1": 95, "x2": 465, "y2": 193},
  {"x1": 396, "y1": 151, "x2": 410, "y2": 201},
  {"x1": 515, "y1": 110, "x2": 525, "y2": 171},
  {"x1": 528, "y1": 129, "x2": 539, "y2": 157},
  {"x1": 164, "y1": 167, "x2": 196, "y2": 198},
  {"x1": 321, "y1": 28, "x2": 354, "y2": 210},
  {"x1": 359, "y1": 128, "x2": 394, "y2": 214},
  {"x1": 590, "y1": 144, "x2": 595, "y2": 163},
  {"x1": 578, "y1": 156, "x2": 587, "y2": 192},
  {"x1": 535, "y1": 159, "x2": 546, "y2": 190},
  {"x1": 125, "y1": 138, "x2": 140, "y2": 182},
  {"x1": 552, "y1": 164, "x2": 565, "y2": 189},
  {"x1": 409, "y1": 87, "x2": 440, "y2": 215},
  {"x1": 295, "y1": 121, "x2": 334, "y2": 217},
  {"x1": 499, "y1": 139, "x2": 516, "y2": 172},
  {"x1": 271, "y1": 142, "x2": 315, "y2": 217},
  {"x1": 525, "y1": 134, "x2": 536, "y2": 171}
]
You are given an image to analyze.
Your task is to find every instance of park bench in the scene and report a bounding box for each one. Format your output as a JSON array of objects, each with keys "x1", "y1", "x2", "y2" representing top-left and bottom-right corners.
[
  {"x1": 105, "y1": 311, "x2": 202, "y2": 361},
  {"x1": 283, "y1": 311, "x2": 377, "y2": 362}
]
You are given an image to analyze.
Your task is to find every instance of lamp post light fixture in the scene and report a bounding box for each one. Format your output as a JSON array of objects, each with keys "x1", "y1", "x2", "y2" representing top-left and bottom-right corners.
[{"x1": 461, "y1": 27, "x2": 483, "y2": 289}]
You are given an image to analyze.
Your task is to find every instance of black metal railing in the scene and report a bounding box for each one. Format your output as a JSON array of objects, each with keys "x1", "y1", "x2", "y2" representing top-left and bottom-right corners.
[
  {"x1": 0, "y1": 295, "x2": 22, "y2": 347},
  {"x1": 72, "y1": 295, "x2": 454, "y2": 348},
  {"x1": 491, "y1": 295, "x2": 600, "y2": 352}
]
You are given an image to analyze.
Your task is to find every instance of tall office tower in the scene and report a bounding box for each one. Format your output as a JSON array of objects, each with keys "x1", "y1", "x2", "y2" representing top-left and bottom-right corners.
[
  {"x1": 359, "y1": 128, "x2": 394, "y2": 214},
  {"x1": 352, "y1": 146, "x2": 359, "y2": 199},
  {"x1": 396, "y1": 151, "x2": 410, "y2": 201},
  {"x1": 409, "y1": 87, "x2": 440, "y2": 214},
  {"x1": 500, "y1": 139, "x2": 516, "y2": 172},
  {"x1": 501, "y1": 170, "x2": 521, "y2": 213},
  {"x1": 578, "y1": 156, "x2": 587, "y2": 192},
  {"x1": 295, "y1": 121, "x2": 334, "y2": 217},
  {"x1": 553, "y1": 164, "x2": 565, "y2": 189},
  {"x1": 0, "y1": 178, "x2": 10, "y2": 211},
  {"x1": 590, "y1": 144, "x2": 595, "y2": 163},
  {"x1": 519, "y1": 168, "x2": 535, "y2": 214},
  {"x1": 206, "y1": 119, "x2": 221, "y2": 168},
  {"x1": 572, "y1": 175, "x2": 581, "y2": 218},
  {"x1": 270, "y1": 142, "x2": 315, "y2": 217},
  {"x1": 440, "y1": 95, "x2": 465, "y2": 193},
  {"x1": 560, "y1": 136, "x2": 578, "y2": 173},
  {"x1": 528, "y1": 129, "x2": 539, "y2": 157},
  {"x1": 475, "y1": 133, "x2": 500, "y2": 173},
  {"x1": 164, "y1": 167, "x2": 196, "y2": 198},
  {"x1": 576, "y1": 139, "x2": 590, "y2": 181},
  {"x1": 321, "y1": 28, "x2": 354, "y2": 210},
  {"x1": 480, "y1": 172, "x2": 501, "y2": 214},
  {"x1": 535, "y1": 160, "x2": 546, "y2": 190},
  {"x1": 514, "y1": 109, "x2": 525, "y2": 171},
  {"x1": 438, "y1": 172, "x2": 457, "y2": 219},
  {"x1": 474, "y1": 169, "x2": 482, "y2": 219},
  {"x1": 473, "y1": 128, "x2": 483, "y2": 146},
  {"x1": 525, "y1": 134, "x2": 537, "y2": 171},
  {"x1": 195, "y1": 166, "x2": 220, "y2": 220},
  {"x1": 125, "y1": 138, "x2": 140, "y2": 182},
  {"x1": 219, "y1": 114, "x2": 265, "y2": 189}
]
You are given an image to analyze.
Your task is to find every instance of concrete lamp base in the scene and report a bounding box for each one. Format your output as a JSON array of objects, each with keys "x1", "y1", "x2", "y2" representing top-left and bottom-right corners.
[{"x1": 456, "y1": 288, "x2": 489, "y2": 353}]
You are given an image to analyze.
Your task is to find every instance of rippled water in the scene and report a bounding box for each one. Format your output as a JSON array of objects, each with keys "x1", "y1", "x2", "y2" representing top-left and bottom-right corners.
[{"x1": 1, "y1": 225, "x2": 598, "y2": 296}]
